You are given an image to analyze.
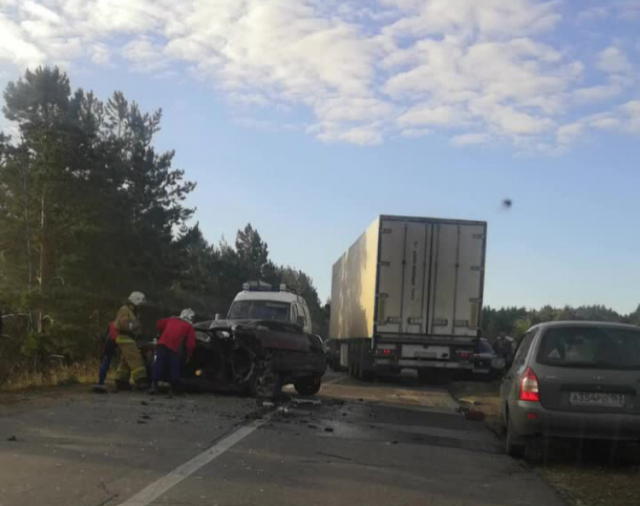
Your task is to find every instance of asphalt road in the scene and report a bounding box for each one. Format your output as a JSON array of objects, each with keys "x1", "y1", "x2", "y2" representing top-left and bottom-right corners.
[{"x1": 0, "y1": 372, "x2": 565, "y2": 506}]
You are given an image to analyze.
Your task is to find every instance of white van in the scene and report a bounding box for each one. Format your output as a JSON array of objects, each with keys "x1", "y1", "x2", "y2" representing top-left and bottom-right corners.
[{"x1": 227, "y1": 281, "x2": 313, "y2": 335}]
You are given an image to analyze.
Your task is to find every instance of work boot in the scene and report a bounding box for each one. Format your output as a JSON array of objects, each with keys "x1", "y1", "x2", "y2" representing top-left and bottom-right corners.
[
  {"x1": 148, "y1": 381, "x2": 159, "y2": 395},
  {"x1": 135, "y1": 378, "x2": 151, "y2": 391},
  {"x1": 91, "y1": 384, "x2": 108, "y2": 394},
  {"x1": 115, "y1": 380, "x2": 131, "y2": 392},
  {"x1": 167, "y1": 386, "x2": 185, "y2": 397}
]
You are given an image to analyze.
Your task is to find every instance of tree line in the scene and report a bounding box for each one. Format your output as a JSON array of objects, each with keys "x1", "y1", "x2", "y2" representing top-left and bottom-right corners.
[
  {"x1": 482, "y1": 304, "x2": 640, "y2": 342},
  {"x1": 0, "y1": 67, "x2": 327, "y2": 384}
]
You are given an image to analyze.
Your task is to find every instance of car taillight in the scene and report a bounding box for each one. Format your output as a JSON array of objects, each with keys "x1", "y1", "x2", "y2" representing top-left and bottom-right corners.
[{"x1": 518, "y1": 367, "x2": 540, "y2": 402}]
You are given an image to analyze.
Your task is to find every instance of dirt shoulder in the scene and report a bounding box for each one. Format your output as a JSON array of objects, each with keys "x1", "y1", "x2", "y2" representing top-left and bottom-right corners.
[{"x1": 450, "y1": 380, "x2": 640, "y2": 506}]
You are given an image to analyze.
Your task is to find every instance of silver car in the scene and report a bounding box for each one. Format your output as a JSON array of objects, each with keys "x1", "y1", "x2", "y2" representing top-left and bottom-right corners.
[{"x1": 500, "y1": 321, "x2": 640, "y2": 458}]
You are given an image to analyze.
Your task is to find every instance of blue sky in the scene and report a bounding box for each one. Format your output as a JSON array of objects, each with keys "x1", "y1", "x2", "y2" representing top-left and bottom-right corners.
[{"x1": 1, "y1": 0, "x2": 640, "y2": 312}]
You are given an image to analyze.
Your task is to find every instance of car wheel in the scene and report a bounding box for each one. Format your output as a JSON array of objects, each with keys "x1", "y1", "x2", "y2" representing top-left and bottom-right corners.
[
  {"x1": 250, "y1": 354, "x2": 282, "y2": 399},
  {"x1": 294, "y1": 376, "x2": 322, "y2": 396},
  {"x1": 524, "y1": 437, "x2": 544, "y2": 464},
  {"x1": 505, "y1": 414, "x2": 525, "y2": 458}
]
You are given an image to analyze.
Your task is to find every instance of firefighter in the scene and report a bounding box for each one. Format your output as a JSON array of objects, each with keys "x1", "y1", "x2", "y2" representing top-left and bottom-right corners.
[
  {"x1": 113, "y1": 291, "x2": 149, "y2": 391},
  {"x1": 92, "y1": 321, "x2": 118, "y2": 393},
  {"x1": 495, "y1": 331, "x2": 516, "y2": 368},
  {"x1": 149, "y1": 308, "x2": 196, "y2": 395}
]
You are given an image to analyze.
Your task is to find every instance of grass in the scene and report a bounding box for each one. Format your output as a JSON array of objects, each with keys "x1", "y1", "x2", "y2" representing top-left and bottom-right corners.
[{"x1": 0, "y1": 358, "x2": 99, "y2": 392}]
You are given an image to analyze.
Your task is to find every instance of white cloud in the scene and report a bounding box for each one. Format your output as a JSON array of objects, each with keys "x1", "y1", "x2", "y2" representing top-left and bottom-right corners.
[
  {"x1": 90, "y1": 43, "x2": 111, "y2": 65},
  {"x1": 556, "y1": 123, "x2": 583, "y2": 146},
  {"x1": 122, "y1": 36, "x2": 169, "y2": 72},
  {"x1": 572, "y1": 84, "x2": 622, "y2": 104},
  {"x1": 400, "y1": 127, "x2": 431, "y2": 138},
  {"x1": 398, "y1": 104, "x2": 468, "y2": 126},
  {"x1": 450, "y1": 133, "x2": 489, "y2": 147},
  {"x1": 0, "y1": 0, "x2": 638, "y2": 149},
  {"x1": 596, "y1": 46, "x2": 632, "y2": 73},
  {"x1": 0, "y1": 13, "x2": 45, "y2": 67}
]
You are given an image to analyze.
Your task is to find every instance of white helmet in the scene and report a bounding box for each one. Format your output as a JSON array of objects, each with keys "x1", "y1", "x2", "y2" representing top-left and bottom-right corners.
[
  {"x1": 180, "y1": 308, "x2": 195, "y2": 323},
  {"x1": 128, "y1": 291, "x2": 147, "y2": 306}
]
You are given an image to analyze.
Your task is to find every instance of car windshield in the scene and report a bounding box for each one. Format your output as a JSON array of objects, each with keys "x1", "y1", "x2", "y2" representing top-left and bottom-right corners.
[
  {"x1": 228, "y1": 300, "x2": 291, "y2": 321},
  {"x1": 537, "y1": 326, "x2": 640, "y2": 370}
]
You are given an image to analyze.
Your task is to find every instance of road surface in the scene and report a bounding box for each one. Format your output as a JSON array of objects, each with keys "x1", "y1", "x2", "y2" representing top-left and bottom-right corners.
[{"x1": 0, "y1": 371, "x2": 564, "y2": 506}]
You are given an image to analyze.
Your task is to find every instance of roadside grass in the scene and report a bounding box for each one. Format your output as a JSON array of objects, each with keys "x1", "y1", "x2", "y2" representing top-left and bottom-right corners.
[
  {"x1": 0, "y1": 359, "x2": 99, "y2": 392},
  {"x1": 451, "y1": 380, "x2": 640, "y2": 506}
]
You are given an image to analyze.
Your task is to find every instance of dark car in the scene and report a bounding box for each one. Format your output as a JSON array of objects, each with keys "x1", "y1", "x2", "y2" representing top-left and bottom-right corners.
[
  {"x1": 472, "y1": 338, "x2": 506, "y2": 378},
  {"x1": 184, "y1": 318, "x2": 326, "y2": 398}
]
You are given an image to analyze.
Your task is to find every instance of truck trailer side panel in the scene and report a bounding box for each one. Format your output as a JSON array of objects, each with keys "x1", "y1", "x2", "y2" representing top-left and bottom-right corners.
[{"x1": 329, "y1": 218, "x2": 379, "y2": 341}]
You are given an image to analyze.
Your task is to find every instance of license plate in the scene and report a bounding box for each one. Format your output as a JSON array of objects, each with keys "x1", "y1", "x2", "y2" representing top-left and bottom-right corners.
[
  {"x1": 415, "y1": 346, "x2": 450, "y2": 359},
  {"x1": 569, "y1": 392, "x2": 625, "y2": 408}
]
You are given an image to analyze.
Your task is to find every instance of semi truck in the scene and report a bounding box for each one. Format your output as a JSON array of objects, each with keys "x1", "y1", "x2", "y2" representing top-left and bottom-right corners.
[{"x1": 329, "y1": 215, "x2": 487, "y2": 380}]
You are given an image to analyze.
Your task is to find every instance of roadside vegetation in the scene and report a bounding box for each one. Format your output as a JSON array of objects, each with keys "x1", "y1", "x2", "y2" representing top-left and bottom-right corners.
[
  {"x1": 483, "y1": 305, "x2": 640, "y2": 341},
  {"x1": 0, "y1": 66, "x2": 327, "y2": 389},
  {"x1": 451, "y1": 381, "x2": 640, "y2": 506}
]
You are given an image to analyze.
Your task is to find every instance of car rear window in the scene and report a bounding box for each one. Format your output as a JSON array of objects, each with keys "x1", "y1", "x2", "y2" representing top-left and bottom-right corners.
[{"x1": 537, "y1": 326, "x2": 640, "y2": 370}]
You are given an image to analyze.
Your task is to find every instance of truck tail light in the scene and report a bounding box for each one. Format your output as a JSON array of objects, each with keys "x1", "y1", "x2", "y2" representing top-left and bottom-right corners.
[
  {"x1": 518, "y1": 367, "x2": 540, "y2": 402},
  {"x1": 455, "y1": 349, "x2": 473, "y2": 361},
  {"x1": 376, "y1": 344, "x2": 397, "y2": 357}
]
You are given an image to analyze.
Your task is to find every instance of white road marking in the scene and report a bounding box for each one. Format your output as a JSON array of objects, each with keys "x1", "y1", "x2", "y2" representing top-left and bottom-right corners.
[{"x1": 115, "y1": 416, "x2": 269, "y2": 506}]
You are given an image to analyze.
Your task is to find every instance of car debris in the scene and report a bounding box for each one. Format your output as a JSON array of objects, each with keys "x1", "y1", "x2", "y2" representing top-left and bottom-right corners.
[{"x1": 291, "y1": 397, "x2": 322, "y2": 406}]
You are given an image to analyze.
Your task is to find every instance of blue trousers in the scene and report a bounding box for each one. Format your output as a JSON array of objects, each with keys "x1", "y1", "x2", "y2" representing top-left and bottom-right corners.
[
  {"x1": 153, "y1": 345, "x2": 181, "y2": 388},
  {"x1": 98, "y1": 339, "x2": 117, "y2": 385}
]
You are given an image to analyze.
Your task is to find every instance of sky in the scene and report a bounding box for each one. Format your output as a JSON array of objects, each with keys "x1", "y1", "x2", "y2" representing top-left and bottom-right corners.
[{"x1": 0, "y1": 0, "x2": 640, "y2": 313}]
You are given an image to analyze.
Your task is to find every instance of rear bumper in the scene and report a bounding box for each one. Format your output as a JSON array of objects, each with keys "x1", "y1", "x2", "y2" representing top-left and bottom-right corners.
[
  {"x1": 374, "y1": 358, "x2": 473, "y2": 370},
  {"x1": 272, "y1": 351, "x2": 326, "y2": 378},
  {"x1": 511, "y1": 401, "x2": 640, "y2": 441}
]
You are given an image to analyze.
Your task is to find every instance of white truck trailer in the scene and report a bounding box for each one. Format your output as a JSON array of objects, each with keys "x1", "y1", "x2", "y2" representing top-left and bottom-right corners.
[{"x1": 329, "y1": 215, "x2": 487, "y2": 379}]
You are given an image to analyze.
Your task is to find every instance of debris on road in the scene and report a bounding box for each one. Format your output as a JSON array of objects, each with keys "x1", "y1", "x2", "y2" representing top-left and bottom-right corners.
[
  {"x1": 7, "y1": 435, "x2": 17, "y2": 442},
  {"x1": 324, "y1": 427, "x2": 334, "y2": 433},
  {"x1": 277, "y1": 406, "x2": 290, "y2": 416},
  {"x1": 464, "y1": 409, "x2": 486, "y2": 421},
  {"x1": 291, "y1": 397, "x2": 321, "y2": 406}
]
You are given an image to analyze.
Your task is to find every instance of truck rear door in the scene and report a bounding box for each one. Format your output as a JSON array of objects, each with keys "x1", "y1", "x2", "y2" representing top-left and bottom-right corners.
[
  {"x1": 376, "y1": 219, "x2": 431, "y2": 335},
  {"x1": 376, "y1": 218, "x2": 485, "y2": 337},
  {"x1": 428, "y1": 222, "x2": 485, "y2": 337}
]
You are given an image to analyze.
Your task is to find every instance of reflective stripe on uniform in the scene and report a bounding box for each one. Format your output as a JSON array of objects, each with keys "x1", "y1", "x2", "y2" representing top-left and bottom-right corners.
[{"x1": 116, "y1": 336, "x2": 136, "y2": 345}]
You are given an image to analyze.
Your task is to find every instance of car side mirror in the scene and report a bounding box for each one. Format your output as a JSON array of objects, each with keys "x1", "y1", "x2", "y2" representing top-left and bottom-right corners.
[
  {"x1": 296, "y1": 316, "x2": 305, "y2": 327},
  {"x1": 215, "y1": 313, "x2": 222, "y2": 321}
]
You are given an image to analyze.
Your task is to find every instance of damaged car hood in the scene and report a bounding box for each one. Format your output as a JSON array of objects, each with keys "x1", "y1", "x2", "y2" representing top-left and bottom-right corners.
[{"x1": 195, "y1": 318, "x2": 319, "y2": 353}]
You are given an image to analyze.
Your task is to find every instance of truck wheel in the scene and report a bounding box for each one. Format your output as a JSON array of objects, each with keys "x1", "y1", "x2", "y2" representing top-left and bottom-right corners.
[
  {"x1": 294, "y1": 376, "x2": 322, "y2": 396},
  {"x1": 250, "y1": 354, "x2": 282, "y2": 399},
  {"x1": 348, "y1": 348, "x2": 356, "y2": 378}
]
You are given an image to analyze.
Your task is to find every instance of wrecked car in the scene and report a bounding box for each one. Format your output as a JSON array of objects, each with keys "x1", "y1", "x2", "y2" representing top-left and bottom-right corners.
[{"x1": 142, "y1": 282, "x2": 326, "y2": 398}]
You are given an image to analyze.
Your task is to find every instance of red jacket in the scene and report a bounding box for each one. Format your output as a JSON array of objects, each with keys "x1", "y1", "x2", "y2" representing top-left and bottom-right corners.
[
  {"x1": 108, "y1": 322, "x2": 118, "y2": 341},
  {"x1": 156, "y1": 317, "x2": 196, "y2": 356}
]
